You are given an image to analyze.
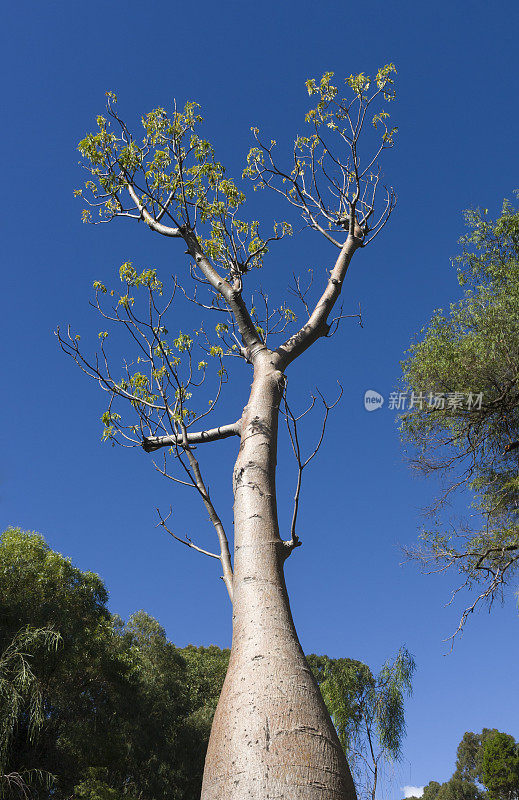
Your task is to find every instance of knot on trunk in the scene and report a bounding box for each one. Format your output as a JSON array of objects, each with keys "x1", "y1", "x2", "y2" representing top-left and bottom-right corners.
[
  {"x1": 244, "y1": 341, "x2": 268, "y2": 363},
  {"x1": 281, "y1": 537, "x2": 302, "y2": 560}
]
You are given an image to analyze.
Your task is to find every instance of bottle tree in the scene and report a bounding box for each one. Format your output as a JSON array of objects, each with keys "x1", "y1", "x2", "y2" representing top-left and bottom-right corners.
[{"x1": 59, "y1": 67, "x2": 397, "y2": 800}]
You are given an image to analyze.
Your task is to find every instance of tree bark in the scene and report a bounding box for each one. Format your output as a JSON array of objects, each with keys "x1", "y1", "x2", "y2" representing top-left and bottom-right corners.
[{"x1": 201, "y1": 348, "x2": 357, "y2": 800}]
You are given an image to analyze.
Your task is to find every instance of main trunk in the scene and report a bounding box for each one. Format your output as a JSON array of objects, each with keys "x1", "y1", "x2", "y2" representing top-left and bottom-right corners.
[{"x1": 201, "y1": 349, "x2": 357, "y2": 800}]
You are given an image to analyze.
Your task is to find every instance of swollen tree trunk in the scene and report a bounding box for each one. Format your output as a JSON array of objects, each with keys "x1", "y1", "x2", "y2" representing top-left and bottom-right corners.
[{"x1": 201, "y1": 349, "x2": 357, "y2": 800}]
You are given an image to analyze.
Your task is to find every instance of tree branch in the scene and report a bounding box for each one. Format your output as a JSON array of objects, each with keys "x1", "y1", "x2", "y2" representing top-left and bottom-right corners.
[
  {"x1": 157, "y1": 507, "x2": 221, "y2": 560},
  {"x1": 282, "y1": 385, "x2": 343, "y2": 558},
  {"x1": 182, "y1": 228, "x2": 261, "y2": 353},
  {"x1": 176, "y1": 420, "x2": 234, "y2": 601},
  {"x1": 276, "y1": 233, "x2": 362, "y2": 368},
  {"x1": 126, "y1": 183, "x2": 183, "y2": 237},
  {"x1": 142, "y1": 420, "x2": 241, "y2": 452}
]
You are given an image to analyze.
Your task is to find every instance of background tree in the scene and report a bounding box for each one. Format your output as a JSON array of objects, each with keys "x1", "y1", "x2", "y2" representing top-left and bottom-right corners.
[
  {"x1": 0, "y1": 528, "x2": 227, "y2": 799},
  {"x1": 58, "y1": 66, "x2": 397, "y2": 799},
  {"x1": 400, "y1": 197, "x2": 519, "y2": 637},
  {"x1": 405, "y1": 729, "x2": 519, "y2": 800},
  {"x1": 308, "y1": 648, "x2": 415, "y2": 800},
  {"x1": 480, "y1": 732, "x2": 519, "y2": 800},
  {"x1": 421, "y1": 781, "x2": 442, "y2": 800},
  {"x1": 406, "y1": 776, "x2": 480, "y2": 798},
  {"x1": 435, "y1": 777, "x2": 484, "y2": 800},
  {"x1": 0, "y1": 527, "x2": 132, "y2": 797},
  {"x1": 454, "y1": 729, "x2": 505, "y2": 785},
  {"x1": 455, "y1": 731, "x2": 485, "y2": 783}
]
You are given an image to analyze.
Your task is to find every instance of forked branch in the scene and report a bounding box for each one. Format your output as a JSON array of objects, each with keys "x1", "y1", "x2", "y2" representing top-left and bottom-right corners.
[{"x1": 282, "y1": 385, "x2": 344, "y2": 557}]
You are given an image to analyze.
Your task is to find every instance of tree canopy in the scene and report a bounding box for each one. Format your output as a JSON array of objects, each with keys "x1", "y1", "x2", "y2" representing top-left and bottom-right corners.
[
  {"x1": 406, "y1": 728, "x2": 519, "y2": 800},
  {"x1": 481, "y1": 732, "x2": 519, "y2": 800}
]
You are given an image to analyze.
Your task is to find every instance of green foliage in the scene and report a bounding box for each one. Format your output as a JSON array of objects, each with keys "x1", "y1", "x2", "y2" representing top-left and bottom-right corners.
[
  {"x1": 412, "y1": 729, "x2": 519, "y2": 800},
  {"x1": 306, "y1": 654, "x2": 373, "y2": 756},
  {"x1": 455, "y1": 730, "x2": 488, "y2": 783},
  {"x1": 421, "y1": 781, "x2": 442, "y2": 800},
  {"x1": 436, "y1": 776, "x2": 484, "y2": 800},
  {"x1": 0, "y1": 528, "x2": 226, "y2": 800},
  {"x1": 480, "y1": 732, "x2": 519, "y2": 799},
  {"x1": 119, "y1": 261, "x2": 163, "y2": 293},
  {"x1": 400, "y1": 195, "x2": 519, "y2": 631},
  {"x1": 454, "y1": 728, "x2": 507, "y2": 785},
  {"x1": 0, "y1": 626, "x2": 61, "y2": 798},
  {"x1": 72, "y1": 768, "x2": 139, "y2": 800},
  {"x1": 0, "y1": 527, "x2": 109, "y2": 639},
  {"x1": 308, "y1": 647, "x2": 414, "y2": 799},
  {"x1": 304, "y1": 65, "x2": 396, "y2": 120},
  {"x1": 77, "y1": 95, "x2": 291, "y2": 279},
  {"x1": 2, "y1": 527, "x2": 413, "y2": 800}
]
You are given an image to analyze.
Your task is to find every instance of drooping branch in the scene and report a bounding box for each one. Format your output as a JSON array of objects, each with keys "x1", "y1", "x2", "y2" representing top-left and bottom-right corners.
[
  {"x1": 404, "y1": 528, "x2": 519, "y2": 648},
  {"x1": 57, "y1": 262, "x2": 237, "y2": 599},
  {"x1": 443, "y1": 546, "x2": 519, "y2": 648},
  {"x1": 143, "y1": 420, "x2": 241, "y2": 452},
  {"x1": 175, "y1": 419, "x2": 234, "y2": 601}
]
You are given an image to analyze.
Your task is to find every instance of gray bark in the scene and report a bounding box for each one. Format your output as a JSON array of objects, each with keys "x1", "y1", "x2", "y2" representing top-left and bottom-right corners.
[
  {"x1": 142, "y1": 421, "x2": 241, "y2": 452},
  {"x1": 200, "y1": 348, "x2": 357, "y2": 799}
]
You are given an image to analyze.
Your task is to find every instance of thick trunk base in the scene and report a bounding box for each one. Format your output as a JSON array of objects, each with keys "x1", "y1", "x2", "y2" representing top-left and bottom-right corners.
[{"x1": 200, "y1": 550, "x2": 357, "y2": 800}]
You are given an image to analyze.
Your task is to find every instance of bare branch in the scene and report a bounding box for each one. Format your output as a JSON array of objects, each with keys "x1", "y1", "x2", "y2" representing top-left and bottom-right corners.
[
  {"x1": 157, "y1": 507, "x2": 220, "y2": 558},
  {"x1": 174, "y1": 420, "x2": 234, "y2": 601},
  {"x1": 282, "y1": 384, "x2": 343, "y2": 557},
  {"x1": 143, "y1": 420, "x2": 241, "y2": 452}
]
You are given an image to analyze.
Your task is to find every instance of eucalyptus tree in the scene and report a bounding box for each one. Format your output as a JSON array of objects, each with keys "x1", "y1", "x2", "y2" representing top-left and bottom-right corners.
[{"x1": 59, "y1": 67, "x2": 397, "y2": 800}]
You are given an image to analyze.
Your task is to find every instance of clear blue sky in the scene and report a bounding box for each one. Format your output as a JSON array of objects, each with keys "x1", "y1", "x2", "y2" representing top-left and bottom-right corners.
[{"x1": 2, "y1": 2, "x2": 518, "y2": 798}]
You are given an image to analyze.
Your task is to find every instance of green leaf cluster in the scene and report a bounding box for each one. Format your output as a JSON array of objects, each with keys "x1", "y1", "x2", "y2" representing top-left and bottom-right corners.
[{"x1": 77, "y1": 96, "x2": 284, "y2": 280}]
